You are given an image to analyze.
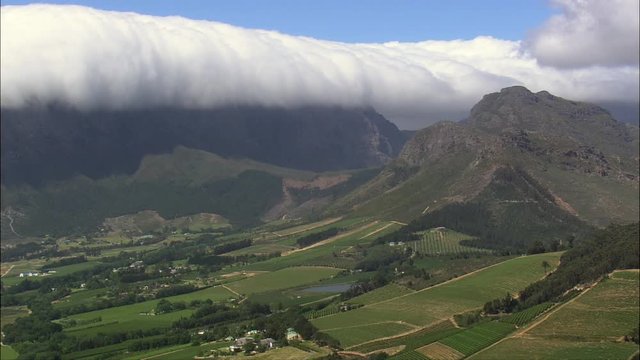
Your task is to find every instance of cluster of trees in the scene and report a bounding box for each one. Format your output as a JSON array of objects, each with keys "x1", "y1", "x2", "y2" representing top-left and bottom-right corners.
[
  {"x1": 296, "y1": 228, "x2": 340, "y2": 248},
  {"x1": 187, "y1": 254, "x2": 236, "y2": 267},
  {"x1": 155, "y1": 299, "x2": 187, "y2": 314},
  {"x1": 249, "y1": 308, "x2": 340, "y2": 348},
  {"x1": 172, "y1": 302, "x2": 271, "y2": 330},
  {"x1": 3, "y1": 298, "x2": 63, "y2": 344},
  {"x1": 483, "y1": 293, "x2": 518, "y2": 314},
  {"x1": 525, "y1": 238, "x2": 569, "y2": 255},
  {"x1": 41, "y1": 255, "x2": 87, "y2": 270},
  {"x1": 213, "y1": 239, "x2": 252, "y2": 255},
  {"x1": 355, "y1": 247, "x2": 411, "y2": 272},
  {"x1": 127, "y1": 330, "x2": 191, "y2": 352},
  {"x1": 155, "y1": 283, "x2": 197, "y2": 298},
  {"x1": 188, "y1": 251, "x2": 280, "y2": 268},
  {"x1": 453, "y1": 310, "x2": 482, "y2": 327},
  {"x1": 340, "y1": 272, "x2": 392, "y2": 301},
  {"x1": 1, "y1": 242, "x2": 42, "y2": 261}
]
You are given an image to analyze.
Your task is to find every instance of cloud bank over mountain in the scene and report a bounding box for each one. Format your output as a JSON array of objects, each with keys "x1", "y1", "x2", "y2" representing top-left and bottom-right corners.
[{"x1": 1, "y1": 3, "x2": 638, "y2": 128}]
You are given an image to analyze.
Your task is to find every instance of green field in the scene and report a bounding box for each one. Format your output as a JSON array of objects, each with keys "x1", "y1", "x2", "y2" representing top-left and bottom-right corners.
[
  {"x1": 438, "y1": 321, "x2": 515, "y2": 356},
  {"x1": 324, "y1": 322, "x2": 417, "y2": 348},
  {"x1": 500, "y1": 302, "x2": 555, "y2": 327},
  {"x1": 54, "y1": 288, "x2": 109, "y2": 310},
  {"x1": 350, "y1": 320, "x2": 461, "y2": 353},
  {"x1": 305, "y1": 305, "x2": 342, "y2": 320},
  {"x1": 124, "y1": 341, "x2": 232, "y2": 360},
  {"x1": 474, "y1": 269, "x2": 640, "y2": 359},
  {"x1": 62, "y1": 285, "x2": 236, "y2": 336},
  {"x1": 348, "y1": 283, "x2": 415, "y2": 305},
  {"x1": 250, "y1": 289, "x2": 338, "y2": 310},
  {"x1": 311, "y1": 253, "x2": 561, "y2": 346},
  {"x1": 225, "y1": 266, "x2": 342, "y2": 295},
  {"x1": 46, "y1": 261, "x2": 102, "y2": 276},
  {"x1": 408, "y1": 229, "x2": 487, "y2": 255},
  {"x1": 0, "y1": 345, "x2": 19, "y2": 360}
]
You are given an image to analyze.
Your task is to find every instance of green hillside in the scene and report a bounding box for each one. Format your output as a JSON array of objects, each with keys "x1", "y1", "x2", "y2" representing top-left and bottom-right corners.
[{"x1": 1, "y1": 147, "x2": 378, "y2": 238}]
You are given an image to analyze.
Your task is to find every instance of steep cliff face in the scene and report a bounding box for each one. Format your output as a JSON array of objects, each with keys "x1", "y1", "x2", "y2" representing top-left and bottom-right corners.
[{"x1": 1, "y1": 106, "x2": 406, "y2": 186}]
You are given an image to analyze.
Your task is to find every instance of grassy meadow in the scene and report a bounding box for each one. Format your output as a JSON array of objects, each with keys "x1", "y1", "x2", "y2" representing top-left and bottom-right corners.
[{"x1": 225, "y1": 266, "x2": 342, "y2": 295}]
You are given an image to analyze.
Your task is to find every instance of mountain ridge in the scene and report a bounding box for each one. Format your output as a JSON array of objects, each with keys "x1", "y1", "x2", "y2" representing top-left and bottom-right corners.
[
  {"x1": 1, "y1": 106, "x2": 407, "y2": 186},
  {"x1": 332, "y1": 86, "x2": 639, "y2": 228}
]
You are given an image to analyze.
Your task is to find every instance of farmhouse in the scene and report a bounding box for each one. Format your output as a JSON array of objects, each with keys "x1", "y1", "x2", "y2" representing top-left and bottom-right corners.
[
  {"x1": 19, "y1": 272, "x2": 41, "y2": 277},
  {"x1": 234, "y1": 337, "x2": 254, "y2": 346},
  {"x1": 129, "y1": 260, "x2": 145, "y2": 269},
  {"x1": 286, "y1": 328, "x2": 302, "y2": 341},
  {"x1": 259, "y1": 338, "x2": 276, "y2": 348}
]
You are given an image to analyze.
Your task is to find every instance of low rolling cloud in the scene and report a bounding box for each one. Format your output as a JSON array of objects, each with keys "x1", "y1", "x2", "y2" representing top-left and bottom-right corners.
[{"x1": 1, "y1": 3, "x2": 638, "y2": 129}]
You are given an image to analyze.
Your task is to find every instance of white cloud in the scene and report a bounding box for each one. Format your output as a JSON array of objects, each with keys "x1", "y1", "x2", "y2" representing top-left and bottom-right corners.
[
  {"x1": 1, "y1": 4, "x2": 638, "y2": 129},
  {"x1": 527, "y1": 0, "x2": 639, "y2": 68}
]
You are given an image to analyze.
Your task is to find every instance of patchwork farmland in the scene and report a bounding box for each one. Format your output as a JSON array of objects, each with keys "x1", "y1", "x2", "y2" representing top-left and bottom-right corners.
[{"x1": 311, "y1": 252, "x2": 562, "y2": 346}]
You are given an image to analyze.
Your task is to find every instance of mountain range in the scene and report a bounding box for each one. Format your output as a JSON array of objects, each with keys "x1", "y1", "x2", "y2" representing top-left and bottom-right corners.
[{"x1": 1, "y1": 86, "x2": 638, "y2": 245}]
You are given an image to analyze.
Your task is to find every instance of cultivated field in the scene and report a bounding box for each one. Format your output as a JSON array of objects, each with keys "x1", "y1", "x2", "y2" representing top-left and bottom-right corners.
[
  {"x1": 408, "y1": 229, "x2": 487, "y2": 255},
  {"x1": 350, "y1": 320, "x2": 460, "y2": 354},
  {"x1": 242, "y1": 221, "x2": 402, "y2": 271},
  {"x1": 436, "y1": 321, "x2": 515, "y2": 357},
  {"x1": 324, "y1": 322, "x2": 417, "y2": 348},
  {"x1": 388, "y1": 350, "x2": 428, "y2": 359},
  {"x1": 500, "y1": 302, "x2": 555, "y2": 327},
  {"x1": 62, "y1": 285, "x2": 236, "y2": 336},
  {"x1": 473, "y1": 269, "x2": 640, "y2": 359},
  {"x1": 348, "y1": 283, "x2": 415, "y2": 305},
  {"x1": 124, "y1": 341, "x2": 232, "y2": 360},
  {"x1": 311, "y1": 253, "x2": 561, "y2": 346},
  {"x1": 417, "y1": 342, "x2": 464, "y2": 360},
  {"x1": 225, "y1": 266, "x2": 341, "y2": 295}
]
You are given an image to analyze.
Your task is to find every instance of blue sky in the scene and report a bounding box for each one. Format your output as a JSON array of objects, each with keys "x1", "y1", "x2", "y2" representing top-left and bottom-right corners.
[{"x1": 0, "y1": 0, "x2": 555, "y2": 42}]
